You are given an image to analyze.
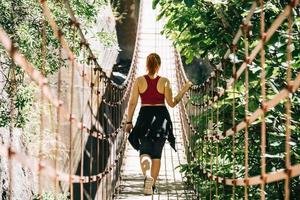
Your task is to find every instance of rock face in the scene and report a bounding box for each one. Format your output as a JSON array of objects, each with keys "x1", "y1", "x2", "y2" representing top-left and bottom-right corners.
[
  {"x1": 0, "y1": 60, "x2": 35, "y2": 199},
  {"x1": 182, "y1": 57, "x2": 214, "y2": 84},
  {"x1": 111, "y1": 0, "x2": 140, "y2": 84},
  {"x1": 0, "y1": 128, "x2": 36, "y2": 200},
  {"x1": 86, "y1": 4, "x2": 119, "y2": 75},
  {"x1": 115, "y1": 0, "x2": 140, "y2": 62}
]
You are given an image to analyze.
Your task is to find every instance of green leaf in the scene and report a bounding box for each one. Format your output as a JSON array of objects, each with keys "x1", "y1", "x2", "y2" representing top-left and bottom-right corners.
[
  {"x1": 184, "y1": 0, "x2": 194, "y2": 7},
  {"x1": 152, "y1": 0, "x2": 160, "y2": 9},
  {"x1": 265, "y1": 153, "x2": 284, "y2": 159},
  {"x1": 270, "y1": 141, "x2": 281, "y2": 147},
  {"x1": 157, "y1": 9, "x2": 166, "y2": 21}
]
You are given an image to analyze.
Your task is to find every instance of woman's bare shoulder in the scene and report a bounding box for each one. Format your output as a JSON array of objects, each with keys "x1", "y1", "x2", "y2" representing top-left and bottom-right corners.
[
  {"x1": 135, "y1": 76, "x2": 146, "y2": 82},
  {"x1": 159, "y1": 76, "x2": 170, "y2": 84}
]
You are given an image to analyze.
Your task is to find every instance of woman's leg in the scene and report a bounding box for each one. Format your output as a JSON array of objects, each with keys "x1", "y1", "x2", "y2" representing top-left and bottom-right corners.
[
  {"x1": 140, "y1": 154, "x2": 154, "y2": 195},
  {"x1": 151, "y1": 159, "x2": 161, "y2": 184},
  {"x1": 151, "y1": 138, "x2": 166, "y2": 185},
  {"x1": 140, "y1": 154, "x2": 152, "y2": 177}
]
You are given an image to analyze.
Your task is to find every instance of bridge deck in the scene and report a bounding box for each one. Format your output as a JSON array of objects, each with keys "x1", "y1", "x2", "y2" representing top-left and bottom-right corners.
[
  {"x1": 115, "y1": 110, "x2": 197, "y2": 200},
  {"x1": 114, "y1": 0, "x2": 197, "y2": 199}
]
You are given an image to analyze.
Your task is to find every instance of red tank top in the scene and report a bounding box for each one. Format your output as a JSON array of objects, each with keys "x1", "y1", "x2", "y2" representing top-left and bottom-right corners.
[{"x1": 140, "y1": 75, "x2": 165, "y2": 104}]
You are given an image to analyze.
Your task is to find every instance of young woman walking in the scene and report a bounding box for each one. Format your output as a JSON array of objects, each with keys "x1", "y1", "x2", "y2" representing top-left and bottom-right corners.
[{"x1": 125, "y1": 53, "x2": 192, "y2": 195}]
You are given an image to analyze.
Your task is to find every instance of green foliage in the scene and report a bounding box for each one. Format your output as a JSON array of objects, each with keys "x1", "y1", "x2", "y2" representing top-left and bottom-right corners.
[
  {"x1": 0, "y1": 100, "x2": 10, "y2": 127},
  {"x1": 0, "y1": 82, "x2": 35, "y2": 128},
  {"x1": 111, "y1": 0, "x2": 128, "y2": 23},
  {"x1": 154, "y1": 0, "x2": 300, "y2": 198},
  {"x1": 0, "y1": 0, "x2": 112, "y2": 128},
  {"x1": 72, "y1": 0, "x2": 107, "y2": 24},
  {"x1": 14, "y1": 84, "x2": 35, "y2": 127},
  {"x1": 96, "y1": 31, "x2": 119, "y2": 48},
  {"x1": 155, "y1": 0, "x2": 300, "y2": 65}
]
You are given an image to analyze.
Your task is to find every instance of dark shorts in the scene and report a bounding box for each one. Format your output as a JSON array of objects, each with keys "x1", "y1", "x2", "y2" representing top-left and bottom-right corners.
[{"x1": 139, "y1": 136, "x2": 166, "y2": 159}]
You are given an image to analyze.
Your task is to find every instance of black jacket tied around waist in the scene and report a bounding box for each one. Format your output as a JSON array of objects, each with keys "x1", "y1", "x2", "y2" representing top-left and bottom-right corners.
[{"x1": 128, "y1": 106, "x2": 176, "y2": 152}]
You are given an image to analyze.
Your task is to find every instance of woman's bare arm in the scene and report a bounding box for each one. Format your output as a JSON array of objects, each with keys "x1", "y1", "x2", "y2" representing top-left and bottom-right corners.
[
  {"x1": 164, "y1": 79, "x2": 192, "y2": 108},
  {"x1": 126, "y1": 79, "x2": 139, "y2": 122}
]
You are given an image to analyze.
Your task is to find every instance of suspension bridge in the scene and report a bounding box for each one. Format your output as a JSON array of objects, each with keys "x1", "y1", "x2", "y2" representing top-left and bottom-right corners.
[{"x1": 0, "y1": 0, "x2": 299, "y2": 199}]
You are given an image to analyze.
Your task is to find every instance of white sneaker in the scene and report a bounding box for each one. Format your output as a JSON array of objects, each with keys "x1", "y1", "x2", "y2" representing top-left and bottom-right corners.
[{"x1": 143, "y1": 176, "x2": 154, "y2": 195}]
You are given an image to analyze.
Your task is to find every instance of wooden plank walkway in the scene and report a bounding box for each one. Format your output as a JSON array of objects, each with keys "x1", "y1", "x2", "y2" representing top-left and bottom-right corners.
[
  {"x1": 115, "y1": 109, "x2": 197, "y2": 200},
  {"x1": 114, "y1": 0, "x2": 197, "y2": 199}
]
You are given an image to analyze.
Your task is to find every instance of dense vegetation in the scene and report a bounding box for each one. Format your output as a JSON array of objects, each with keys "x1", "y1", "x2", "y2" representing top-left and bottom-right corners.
[
  {"x1": 0, "y1": 0, "x2": 118, "y2": 128},
  {"x1": 154, "y1": 0, "x2": 300, "y2": 199}
]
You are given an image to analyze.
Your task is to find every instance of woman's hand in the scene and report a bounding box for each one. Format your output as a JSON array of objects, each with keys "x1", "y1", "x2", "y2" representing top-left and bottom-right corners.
[
  {"x1": 181, "y1": 81, "x2": 193, "y2": 93},
  {"x1": 185, "y1": 81, "x2": 193, "y2": 89},
  {"x1": 125, "y1": 123, "x2": 133, "y2": 134}
]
